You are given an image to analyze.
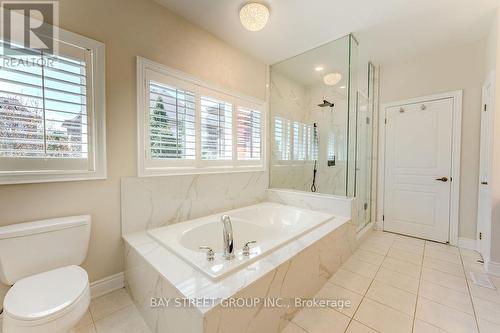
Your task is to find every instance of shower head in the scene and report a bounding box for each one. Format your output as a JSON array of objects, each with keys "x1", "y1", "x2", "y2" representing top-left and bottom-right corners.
[{"x1": 318, "y1": 100, "x2": 334, "y2": 108}]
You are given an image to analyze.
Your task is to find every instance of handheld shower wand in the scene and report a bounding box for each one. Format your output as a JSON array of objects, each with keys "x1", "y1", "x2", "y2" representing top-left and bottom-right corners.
[
  {"x1": 311, "y1": 160, "x2": 317, "y2": 192},
  {"x1": 311, "y1": 123, "x2": 318, "y2": 193}
]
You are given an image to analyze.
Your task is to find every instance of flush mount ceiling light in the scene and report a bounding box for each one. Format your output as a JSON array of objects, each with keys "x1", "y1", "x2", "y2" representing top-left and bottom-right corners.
[
  {"x1": 239, "y1": 2, "x2": 270, "y2": 32},
  {"x1": 323, "y1": 72, "x2": 342, "y2": 86},
  {"x1": 315, "y1": 66, "x2": 324, "y2": 72}
]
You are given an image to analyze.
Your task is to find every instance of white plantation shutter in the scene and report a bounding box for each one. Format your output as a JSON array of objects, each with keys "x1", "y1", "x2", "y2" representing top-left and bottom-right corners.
[
  {"x1": 148, "y1": 81, "x2": 196, "y2": 160},
  {"x1": 274, "y1": 116, "x2": 291, "y2": 161},
  {"x1": 308, "y1": 125, "x2": 319, "y2": 161},
  {"x1": 200, "y1": 96, "x2": 232, "y2": 160},
  {"x1": 236, "y1": 107, "x2": 261, "y2": 160},
  {"x1": 293, "y1": 121, "x2": 307, "y2": 161},
  {"x1": 0, "y1": 40, "x2": 94, "y2": 172},
  {"x1": 327, "y1": 133, "x2": 336, "y2": 161}
]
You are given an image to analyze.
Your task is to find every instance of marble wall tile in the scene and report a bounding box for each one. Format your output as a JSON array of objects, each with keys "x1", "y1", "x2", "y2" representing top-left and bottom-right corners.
[
  {"x1": 124, "y1": 242, "x2": 204, "y2": 333},
  {"x1": 203, "y1": 223, "x2": 358, "y2": 333},
  {"x1": 121, "y1": 171, "x2": 267, "y2": 234}
]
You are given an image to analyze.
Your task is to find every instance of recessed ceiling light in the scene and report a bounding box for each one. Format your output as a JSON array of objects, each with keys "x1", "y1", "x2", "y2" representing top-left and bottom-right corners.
[
  {"x1": 239, "y1": 3, "x2": 270, "y2": 32},
  {"x1": 339, "y1": 85, "x2": 346, "y2": 89},
  {"x1": 315, "y1": 66, "x2": 324, "y2": 72},
  {"x1": 323, "y1": 73, "x2": 342, "y2": 86}
]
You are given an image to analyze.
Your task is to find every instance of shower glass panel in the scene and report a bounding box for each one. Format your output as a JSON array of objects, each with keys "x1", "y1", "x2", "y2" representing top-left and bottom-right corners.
[
  {"x1": 354, "y1": 63, "x2": 376, "y2": 230},
  {"x1": 270, "y1": 35, "x2": 353, "y2": 196},
  {"x1": 269, "y1": 35, "x2": 376, "y2": 232}
]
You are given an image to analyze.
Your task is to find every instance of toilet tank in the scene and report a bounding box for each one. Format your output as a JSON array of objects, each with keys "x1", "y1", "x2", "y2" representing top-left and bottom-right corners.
[{"x1": 0, "y1": 215, "x2": 91, "y2": 285}]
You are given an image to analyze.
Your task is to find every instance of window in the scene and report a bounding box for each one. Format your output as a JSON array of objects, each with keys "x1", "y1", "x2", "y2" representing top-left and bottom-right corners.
[
  {"x1": 137, "y1": 57, "x2": 265, "y2": 176},
  {"x1": 308, "y1": 124, "x2": 319, "y2": 161},
  {"x1": 327, "y1": 133, "x2": 336, "y2": 161},
  {"x1": 274, "y1": 116, "x2": 291, "y2": 161},
  {"x1": 237, "y1": 107, "x2": 261, "y2": 160},
  {"x1": 149, "y1": 81, "x2": 196, "y2": 160},
  {"x1": 0, "y1": 27, "x2": 106, "y2": 184},
  {"x1": 274, "y1": 117, "x2": 318, "y2": 164},
  {"x1": 200, "y1": 96, "x2": 232, "y2": 160},
  {"x1": 293, "y1": 121, "x2": 307, "y2": 161}
]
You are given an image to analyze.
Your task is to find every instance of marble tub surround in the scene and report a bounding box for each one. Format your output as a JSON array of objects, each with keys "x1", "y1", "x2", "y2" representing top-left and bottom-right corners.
[
  {"x1": 123, "y1": 207, "x2": 360, "y2": 333},
  {"x1": 266, "y1": 188, "x2": 356, "y2": 221},
  {"x1": 121, "y1": 172, "x2": 267, "y2": 234}
]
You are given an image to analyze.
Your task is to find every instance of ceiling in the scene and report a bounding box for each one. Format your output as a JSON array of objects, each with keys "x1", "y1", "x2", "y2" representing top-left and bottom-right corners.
[{"x1": 155, "y1": 0, "x2": 500, "y2": 65}]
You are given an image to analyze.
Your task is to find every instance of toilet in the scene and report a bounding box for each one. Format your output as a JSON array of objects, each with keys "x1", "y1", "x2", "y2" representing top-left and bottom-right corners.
[{"x1": 0, "y1": 216, "x2": 91, "y2": 333}]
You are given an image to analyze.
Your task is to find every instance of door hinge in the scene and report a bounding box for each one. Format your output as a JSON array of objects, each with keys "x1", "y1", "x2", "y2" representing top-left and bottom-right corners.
[
  {"x1": 479, "y1": 232, "x2": 483, "y2": 240},
  {"x1": 484, "y1": 104, "x2": 487, "y2": 112},
  {"x1": 382, "y1": 215, "x2": 385, "y2": 221},
  {"x1": 384, "y1": 118, "x2": 387, "y2": 125},
  {"x1": 364, "y1": 202, "x2": 368, "y2": 210}
]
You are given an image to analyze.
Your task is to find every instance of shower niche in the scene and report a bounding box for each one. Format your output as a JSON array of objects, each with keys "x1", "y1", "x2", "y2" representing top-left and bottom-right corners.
[{"x1": 269, "y1": 34, "x2": 376, "y2": 230}]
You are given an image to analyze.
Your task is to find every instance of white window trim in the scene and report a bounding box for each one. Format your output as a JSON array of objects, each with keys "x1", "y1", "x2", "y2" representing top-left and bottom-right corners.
[
  {"x1": 0, "y1": 24, "x2": 106, "y2": 185},
  {"x1": 137, "y1": 56, "x2": 267, "y2": 177}
]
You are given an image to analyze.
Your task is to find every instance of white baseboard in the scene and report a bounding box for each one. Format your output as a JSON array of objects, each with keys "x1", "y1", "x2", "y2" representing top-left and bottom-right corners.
[
  {"x1": 486, "y1": 260, "x2": 500, "y2": 277},
  {"x1": 90, "y1": 272, "x2": 124, "y2": 299},
  {"x1": 458, "y1": 237, "x2": 478, "y2": 251},
  {"x1": 357, "y1": 222, "x2": 374, "y2": 243}
]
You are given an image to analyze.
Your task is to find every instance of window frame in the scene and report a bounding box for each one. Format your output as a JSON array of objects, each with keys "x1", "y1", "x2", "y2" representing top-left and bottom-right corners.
[
  {"x1": 0, "y1": 22, "x2": 106, "y2": 185},
  {"x1": 137, "y1": 56, "x2": 266, "y2": 177}
]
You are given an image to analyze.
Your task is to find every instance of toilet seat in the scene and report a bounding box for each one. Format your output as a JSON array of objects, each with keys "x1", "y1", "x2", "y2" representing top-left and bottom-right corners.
[{"x1": 3, "y1": 265, "x2": 90, "y2": 333}]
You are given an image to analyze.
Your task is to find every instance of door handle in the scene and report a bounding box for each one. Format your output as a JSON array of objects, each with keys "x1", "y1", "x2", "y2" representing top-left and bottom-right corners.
[
  {"x1": 436, "y1": 177, "x2": 448, "y2": 182},
  {"x1": 481, "y1": 181, "x2": 488, "y2": 185}
]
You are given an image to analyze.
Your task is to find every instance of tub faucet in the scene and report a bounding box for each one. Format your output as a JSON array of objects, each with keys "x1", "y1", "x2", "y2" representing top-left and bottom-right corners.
[{"x1": 221, "y1": 215, "x2": 234, "y2": 260}]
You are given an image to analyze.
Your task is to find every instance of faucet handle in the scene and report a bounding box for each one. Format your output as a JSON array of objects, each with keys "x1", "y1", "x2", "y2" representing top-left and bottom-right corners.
[
  {"x1": 199, "y1": 246, "x2": 215, "y2": 261},
  {"x1": 242, "y1": 241, "x2": 257, "y2": 256}
]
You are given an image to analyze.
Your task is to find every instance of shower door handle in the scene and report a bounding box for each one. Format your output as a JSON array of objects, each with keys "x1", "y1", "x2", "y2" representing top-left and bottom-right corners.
[{"x1": 435, "y1": 177, "x2": 448, "y2": 182}]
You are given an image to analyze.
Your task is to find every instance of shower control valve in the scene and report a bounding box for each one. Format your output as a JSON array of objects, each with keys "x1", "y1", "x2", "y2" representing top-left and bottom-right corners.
[
  {"x1": 199, "y1": 246, "x2": 215, "y2": 261},
  {"x1": 242, "y1": 241, "x2": 257, "y2": 256}
]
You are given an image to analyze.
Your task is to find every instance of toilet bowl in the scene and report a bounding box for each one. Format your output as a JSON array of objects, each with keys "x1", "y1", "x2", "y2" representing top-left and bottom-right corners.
[{"x1": 0, "y1": 216, "x2": 92, "y2": 333}]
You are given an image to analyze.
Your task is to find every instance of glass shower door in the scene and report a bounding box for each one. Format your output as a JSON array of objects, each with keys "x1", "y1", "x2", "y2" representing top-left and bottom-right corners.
[{"x1": 355, "y1": 63, "x2": 375, "y2": 231}]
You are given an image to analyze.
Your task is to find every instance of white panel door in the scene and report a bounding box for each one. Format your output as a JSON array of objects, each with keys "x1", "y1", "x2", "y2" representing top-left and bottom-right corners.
[{"x1": 384, "y1": 98, "x2": 453, "y2": 242}]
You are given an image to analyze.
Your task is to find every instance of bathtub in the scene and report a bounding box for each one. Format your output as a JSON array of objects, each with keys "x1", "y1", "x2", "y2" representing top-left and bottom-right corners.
[{"x1": 147, "y1": 202, "x2": 334, "y2": 280}]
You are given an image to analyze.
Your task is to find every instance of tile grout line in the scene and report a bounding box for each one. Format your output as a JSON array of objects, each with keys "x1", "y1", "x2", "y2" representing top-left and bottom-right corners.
[
  {"x1": 410, "y1": 240, "x2": 426, "y2": 333},
  {"x1": 341, "y1": 234, "x2": 396, "y2": 333},
  {"x1": 459, "y1": 248, "x2": 482, "y2": 332},
  {"x1": 414, "y1": 245, "x2": 479, "y2": 333}
]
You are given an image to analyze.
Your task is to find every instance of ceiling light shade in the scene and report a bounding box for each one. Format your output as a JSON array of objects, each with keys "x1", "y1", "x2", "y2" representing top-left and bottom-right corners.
[
  {"x1": 239, "y1": 3, "x2": 270, "y2": 32},
  {"x1": 323, "y1": 72, "x2": 342, "y2": 86}
]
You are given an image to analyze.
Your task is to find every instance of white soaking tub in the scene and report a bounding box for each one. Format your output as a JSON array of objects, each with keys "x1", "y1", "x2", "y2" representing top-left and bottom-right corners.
[{"x1": 147, "y1": 202, "x2": 334, "y2": 279}]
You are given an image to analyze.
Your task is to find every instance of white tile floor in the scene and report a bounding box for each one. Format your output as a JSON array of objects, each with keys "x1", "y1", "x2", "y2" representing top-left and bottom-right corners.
[
  {"x1": 73, "y1": 288, "x2": 150, "y2": 333},
  {"x1": 284, "y1": 231, "x2": 500, "y2": 333},
  {"x1": 3, "y1": 230, "x2": 499, "y2": 333}
]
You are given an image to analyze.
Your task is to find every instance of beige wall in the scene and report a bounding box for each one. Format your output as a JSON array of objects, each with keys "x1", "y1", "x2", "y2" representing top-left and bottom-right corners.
[
  {"x1": 379, "y1": 39, "x2": 486, "y2": 240},
  {"x1": 0, "y1": 0, "x2": 267, "y2": 286}
]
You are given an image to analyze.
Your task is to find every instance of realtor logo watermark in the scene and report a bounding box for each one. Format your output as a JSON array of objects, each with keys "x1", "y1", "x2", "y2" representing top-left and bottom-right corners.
[{"x1": 1, "y1": 0, "x2": 59, "y2": 55}]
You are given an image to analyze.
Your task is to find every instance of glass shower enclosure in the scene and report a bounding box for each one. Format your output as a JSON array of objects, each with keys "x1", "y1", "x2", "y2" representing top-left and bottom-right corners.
[{"x1": 269, "y1": 34, "x2": 375, "y2": 231}]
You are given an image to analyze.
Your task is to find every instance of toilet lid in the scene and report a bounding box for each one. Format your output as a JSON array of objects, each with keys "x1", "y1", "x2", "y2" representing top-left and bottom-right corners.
[{"x1": 4, "y1": 265, "x2": 89, "y2": 321}]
